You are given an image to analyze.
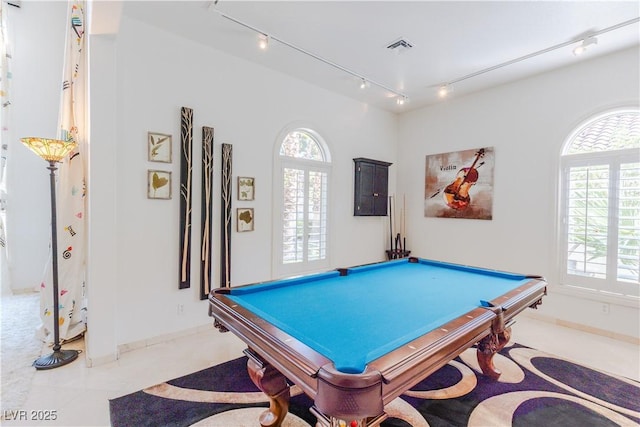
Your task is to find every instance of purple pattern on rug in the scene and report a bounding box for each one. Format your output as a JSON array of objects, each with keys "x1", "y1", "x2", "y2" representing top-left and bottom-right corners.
[
  {"x1": 531, "y1": 356, "x2": 640, "y2": 412},
  {"x1": 513, "y1": 397, "x2": 621, "y2": 427},
  {"x1": 169, "y1": 357, "x2": 256, "y2": 392}
]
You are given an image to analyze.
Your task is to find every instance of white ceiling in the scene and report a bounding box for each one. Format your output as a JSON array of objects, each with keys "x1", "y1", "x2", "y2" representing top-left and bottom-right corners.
[{"x1": 118, "y1": 1, "x2": 640, "y2": 113}]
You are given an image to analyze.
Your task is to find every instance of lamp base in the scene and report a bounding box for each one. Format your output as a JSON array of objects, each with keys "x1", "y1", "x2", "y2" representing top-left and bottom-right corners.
[{"x1": 33, "y1": 349, "x2": 79, "y2": 370}]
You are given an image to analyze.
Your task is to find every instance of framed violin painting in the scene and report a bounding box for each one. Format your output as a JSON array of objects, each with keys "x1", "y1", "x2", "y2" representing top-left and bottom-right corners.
[{"x1": 424, "y1": 147, "x2": 495, "y2": 220}]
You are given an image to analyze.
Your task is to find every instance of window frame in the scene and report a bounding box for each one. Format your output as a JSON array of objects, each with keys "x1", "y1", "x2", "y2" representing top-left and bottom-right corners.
[
  {"x1": 272, "y1": 126, "x2": 332, "y2": 279},
  {"x1": 557, "y1": 108, "x2": 640, "y2": 300}
]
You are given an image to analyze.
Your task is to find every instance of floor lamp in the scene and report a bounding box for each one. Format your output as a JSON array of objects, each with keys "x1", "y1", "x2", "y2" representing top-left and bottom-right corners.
[{"x1": 21, "y1": 137, "x2": 80, "y2": 370}]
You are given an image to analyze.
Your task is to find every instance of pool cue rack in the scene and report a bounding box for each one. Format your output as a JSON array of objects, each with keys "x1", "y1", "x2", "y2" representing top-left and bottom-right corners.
[{"x1": 386, "y1": 194, "x2": 410, "y2": 260}]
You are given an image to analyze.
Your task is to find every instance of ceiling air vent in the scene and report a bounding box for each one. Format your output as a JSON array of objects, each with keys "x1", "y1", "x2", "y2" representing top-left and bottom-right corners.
[{"x1": 386, "y1": 38, "x2": 414, "y2": 53}]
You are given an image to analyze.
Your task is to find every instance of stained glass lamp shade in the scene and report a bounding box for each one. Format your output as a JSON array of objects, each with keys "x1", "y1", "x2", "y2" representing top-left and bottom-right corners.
[{"x1": 21, "y1": 137, "x2": 77, "y2": 162}]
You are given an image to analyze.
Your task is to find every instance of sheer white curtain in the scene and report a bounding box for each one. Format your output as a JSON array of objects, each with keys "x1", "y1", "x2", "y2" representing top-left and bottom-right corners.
[
  {"x1": 0, "y1": 1, "x2": 13, "y2": 294},
  {"x1": 38, "y1": 0, "x2": 87, "y2": 342}
]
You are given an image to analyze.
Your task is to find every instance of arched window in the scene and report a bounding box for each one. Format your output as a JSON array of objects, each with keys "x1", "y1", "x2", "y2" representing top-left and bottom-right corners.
[
  {"x1": 559, "y1": 109, "x2": 639, "y2": 298},
  {"x1": 273, "y1": 127, "x2": 331, "y2": 278}
]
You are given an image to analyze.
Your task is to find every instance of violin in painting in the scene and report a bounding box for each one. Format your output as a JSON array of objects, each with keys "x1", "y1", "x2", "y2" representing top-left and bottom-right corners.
[{"x1": 443, "y1": 148, "x2": 485, "y2": 210}]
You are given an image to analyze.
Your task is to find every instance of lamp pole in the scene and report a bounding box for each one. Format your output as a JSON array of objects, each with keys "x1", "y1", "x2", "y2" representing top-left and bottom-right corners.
[
  {"x1": 32, "y1": 160, "x2": 79, "y2": 369},
  {"x1": 47, "y1": 162, "x2": 62, "y2": 353}
]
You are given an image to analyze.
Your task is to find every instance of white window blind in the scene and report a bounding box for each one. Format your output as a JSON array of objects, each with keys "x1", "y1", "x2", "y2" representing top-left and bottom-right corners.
[
  {"x1": 618, "y1": 162, "x2": 640, "y2": 284},
  {"x1": 307, "y1": 170, "x2": 327, "y2": 261},
  {"x1": 566, "y1": 164, "x2": 609, "y2": 280},
  {"x1": 282, "y1": 167, "x2": 305, "y2": 264}
]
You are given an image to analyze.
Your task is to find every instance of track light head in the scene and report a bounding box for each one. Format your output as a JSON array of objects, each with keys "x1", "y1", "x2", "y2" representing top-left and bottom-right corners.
[
  {"x1": 573, "y1": 36, "x2": 597, "y2": 56},
  {"x1": 359, "y1": 78, "x2": 370, "y2": 90},
  {"x1": 438, "y1": 84, "x2": 452, "y2": 99},
  {"x1": 396, "y1": 96, "x2": 408, "y2": 106},
  {"x1": 258, "y1": 33, "x2": 269, "y2": 50}
]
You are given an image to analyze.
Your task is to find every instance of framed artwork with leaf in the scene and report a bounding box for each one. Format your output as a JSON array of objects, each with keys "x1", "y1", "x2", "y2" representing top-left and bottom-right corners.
[
  {"x1": 237, "y1": 208, "x2": 254, "y2": 232},
  {"x1": 238, "y1": 177, "x2": 255, "y2": 201},
  {"x1": 148, "y1": 132, "x2": 172, "y2": 163},
  {"x1": 148, "y1": 170, "x2": 172, "y2": 199}
]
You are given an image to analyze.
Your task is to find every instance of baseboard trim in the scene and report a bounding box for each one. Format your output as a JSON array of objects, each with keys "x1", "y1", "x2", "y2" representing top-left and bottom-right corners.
[
  {"x1": 117, "y1": 324, "x2": 212, "y2": 355},
  {"x1": 522, "y1": 311, "x2": 640, "y2": 345},
  {"x1": 85, "y1": 324, "x2": 214, "y2": 367},
  {"x1": 86, "y1": 352, "x2": 117, "y2": 367},
  {"x1": 9, "y1": 288, "x2": 40, "y2": 295}
]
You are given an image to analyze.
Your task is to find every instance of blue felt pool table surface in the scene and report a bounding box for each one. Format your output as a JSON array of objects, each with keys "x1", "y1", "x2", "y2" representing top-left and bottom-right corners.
[{"x1": 226, "y1": 258, "x2": 534, "y2": 374}]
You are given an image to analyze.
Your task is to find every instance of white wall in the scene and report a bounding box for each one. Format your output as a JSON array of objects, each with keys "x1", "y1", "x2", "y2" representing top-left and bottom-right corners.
[
  {"x1": 398, "y1": 47, "x2": 640, "y2": 340},
  {"x1": 4, "y1": 1, "x2": 67, "y2": 293},
  {"x1": 85, "y1": 14, "x2": 398, "y2": 362}
]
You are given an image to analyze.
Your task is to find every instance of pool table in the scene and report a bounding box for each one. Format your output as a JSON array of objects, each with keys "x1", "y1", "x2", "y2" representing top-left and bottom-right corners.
[{"x1": 209, "y1": 257, "x2": 546, "y2": 427}]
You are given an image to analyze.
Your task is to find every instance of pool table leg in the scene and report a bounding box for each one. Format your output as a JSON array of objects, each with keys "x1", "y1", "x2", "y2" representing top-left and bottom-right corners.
[
  {"x1": 476, "y1": 326, "x2": 512, "y2": 380},
  {"x1": 245, "y1": 349, "x2": 290, "y2": 427}
]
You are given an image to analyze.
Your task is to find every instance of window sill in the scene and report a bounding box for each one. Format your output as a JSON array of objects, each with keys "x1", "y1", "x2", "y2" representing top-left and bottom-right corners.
[{"x1": 552, "y1": 283, "x2": 640, "y2": 308}]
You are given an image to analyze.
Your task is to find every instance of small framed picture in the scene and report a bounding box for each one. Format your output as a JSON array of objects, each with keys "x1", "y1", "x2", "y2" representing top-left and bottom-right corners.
[
  {"x1": 148, "y1": 170, "x2": 172, "y2": 199},
  {"x1": 237, "y1": 208, "x2": 254, "y2": 232},
  {"x1": 238, "y1": 177, "x2": 255, "y2": 201},
  {"x1": 148, "y1": 132, "x2": 172, "y2": 163}
]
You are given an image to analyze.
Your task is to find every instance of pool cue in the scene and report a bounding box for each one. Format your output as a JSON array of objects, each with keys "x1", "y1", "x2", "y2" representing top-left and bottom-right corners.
[
  {"x1": 403, "y1": 194, "x2": 406, "y2": 251},
  {"x1": 392, "y1": 195, "x2": 396, "y2": 252},
  {"x1": 388, "y1": 195, "x2": 393, "y2": 251}
]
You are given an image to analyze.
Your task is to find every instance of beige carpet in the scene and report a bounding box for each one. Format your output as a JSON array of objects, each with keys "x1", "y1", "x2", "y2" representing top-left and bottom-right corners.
[{"x1": 0, "y1": 292, "x2": 44, "y2": 415}]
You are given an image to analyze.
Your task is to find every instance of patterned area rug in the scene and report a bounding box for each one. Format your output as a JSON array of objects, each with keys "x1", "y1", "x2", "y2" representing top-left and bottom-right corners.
[{"x1": 109, "y1": 343, "x2": 640, "y2": 427}]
